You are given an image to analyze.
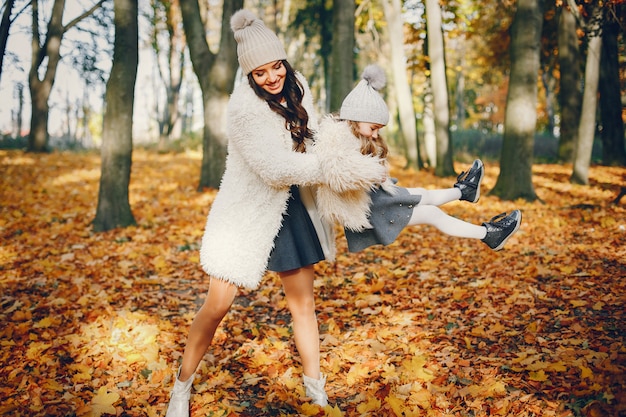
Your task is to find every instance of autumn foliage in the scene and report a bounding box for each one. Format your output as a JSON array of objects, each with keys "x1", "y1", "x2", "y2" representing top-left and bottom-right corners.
[{"x1": 1, "y1": 149, "x2": 624, "y2": 417}]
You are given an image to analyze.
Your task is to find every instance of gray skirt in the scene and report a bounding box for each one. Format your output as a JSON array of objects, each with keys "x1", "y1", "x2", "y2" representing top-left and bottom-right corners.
[
  {"x1": 345, "y1": 186, "x2": 422, "y2": 252},
  {"x1": 267, "y1": 186, "x2": 325, "y2": 272}
]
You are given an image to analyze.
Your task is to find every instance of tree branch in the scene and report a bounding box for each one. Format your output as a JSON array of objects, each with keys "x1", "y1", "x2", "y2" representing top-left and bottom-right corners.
[{"x1": 63, "y1": 0, "x2": 106, "y2": 33}]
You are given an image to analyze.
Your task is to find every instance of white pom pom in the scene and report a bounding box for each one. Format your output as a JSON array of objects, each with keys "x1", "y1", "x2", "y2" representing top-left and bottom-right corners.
[
  {"x1": 230, "y1": 9, "x2": 257, "y2": 32},
  {"x1": 361, "y1": 65, "x2": 386, "y2": 91}
]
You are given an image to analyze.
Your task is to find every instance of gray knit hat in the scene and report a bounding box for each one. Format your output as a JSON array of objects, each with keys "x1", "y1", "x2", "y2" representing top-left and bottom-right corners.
[
  {"x1": 340, "y1": 65, "x2": 389, "y2": 125},
  {"x1": 230, "y1": 9, "x2": 287, "y2": 75}
]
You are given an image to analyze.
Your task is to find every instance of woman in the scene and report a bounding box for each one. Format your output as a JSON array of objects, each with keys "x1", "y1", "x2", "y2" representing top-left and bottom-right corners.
[
  {"x1": 164, "y1": 10, "x2": 385, "y2": 416},
  {"x1": 313, "y1": 65, "x2": 522, "y2": 252}
]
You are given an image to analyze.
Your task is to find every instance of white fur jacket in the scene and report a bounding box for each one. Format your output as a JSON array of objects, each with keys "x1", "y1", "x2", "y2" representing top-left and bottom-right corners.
[
  {"x1": 199, "y1": 73, "x2": 386, "y2": 289},
  {"x1": 312, "y1": 116, "x2": 398, "y2": 233}
]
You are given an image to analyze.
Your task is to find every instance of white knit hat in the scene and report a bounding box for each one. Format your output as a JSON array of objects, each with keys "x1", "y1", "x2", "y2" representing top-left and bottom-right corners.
[
  {"x1": 340, "y1": 65, "x2": 389, "y2": 125},
  {"x1": 230, "y1": 9, "x2": 287, "y2": 75}
]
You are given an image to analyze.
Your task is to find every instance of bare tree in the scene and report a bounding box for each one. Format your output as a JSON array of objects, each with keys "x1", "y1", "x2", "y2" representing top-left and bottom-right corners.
[
  {"x1": 149, "y1": 0, "x2": 186, "y2": 150},
  {"x1": 557, "y1": 3, "x2": 582, "y2": 163},
  {"x1": 0, "y1": 0, "x2": 16, "y2": 83},
  {"x1": 93, "y1": 0, "x2": 138, "y2": 232},
  {"x1": 329, "y1": 0, "x2": 354, "y2": 112},
  {"x1": 179, "y1": 0, "x2": 243, "y2": 189},
  {"x1": 598, "y1": 7, "x2": 626, "y2": 166},
  {"x1": 491, "y1": 0, "x2": 543, "y2": 201},
  {"x1": 571, "y1": 3, "x2": 602, "y2": 185},
  {"x1": 383, "y1": 0, "x2": 419, "y2": 168},
  {"x1": 425, "y1": 0, "x2": 454, "y2": 176},
  {"x1": 27, "y1": 0, "x2": 105, "y2": 152},
  {"x1": 12, "y1": 82, "x2": 24, "y2": 138}
]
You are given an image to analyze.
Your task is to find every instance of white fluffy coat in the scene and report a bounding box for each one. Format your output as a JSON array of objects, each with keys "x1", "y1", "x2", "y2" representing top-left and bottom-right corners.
[
  {"x1": 313, "y1": 116, "x2": 398, "y2": 232},
  {"x1": 200, "y1": 74, "x2": 386, "y2": 289}
]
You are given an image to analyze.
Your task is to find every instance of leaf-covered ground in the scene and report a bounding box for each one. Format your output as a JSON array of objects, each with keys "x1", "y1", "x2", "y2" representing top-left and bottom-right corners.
[{"x1": 0, "y1": 149, "x2": 624, "y2": 417}]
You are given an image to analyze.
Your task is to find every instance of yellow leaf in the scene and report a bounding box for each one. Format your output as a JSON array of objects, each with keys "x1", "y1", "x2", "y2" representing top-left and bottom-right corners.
[
  {"x1": 357, "y1": 396, "x2": 382, "y2": 413},
  {"x1": 410, "y1": 387, "x2": 431, "y2": 408},
  {"x1": 386, "y1": 394, "x2": 406, "y2": 416},
  {"x1": 25, "y1": 342, "x2": 51, "y2": 360},
  {"x1": 126, "y1": 353, "x2": 145, "y2": 364},
  {"x1": 324, "y1": 404, "x2": 343, "y2": 417},
  {"x1": 90, "y1": 386, "x2": 119, "y2": 417},
  {"x1": 486, "y1": 380, "x2": 507, "y2": 395},
  {"x1": 601, "y1": 216, "x2": 616, "y2": 227},
  {"x1": 529, "y1": 370, "x2": 549, "y2": 382},
  {"x1": 559, "y1": 265, "x2": 576, "y2": 274},
  {"x1": 579, "y1": 365, "x2": 593, "y2": 379},
  {"x1": 33, "y1": 317, "x2": 54, "y2": 328},
  {"x1": 570, "y1": 300, "x2": 587, "y2": 307},
  {"x1": 300, "y1": 402, "x2": 320, "y2": 416},
  {"x1": 546, "y1": 362, "x2": 567, "y2": 372},
  {"x1": 452, "y1": 288, "x2": 466, "y2": 300},
  {"x1": 464, "y1": 336, "x2": 473, "y2": 350},
  {"x1": 152, "y1": 256, "x2": 167, "y2": 270},
  {"x1": 592, "y1": 302, "x2": 604, "y2": 311},
  {"x1": 346, "y1": 363, "x2": 370, "y2": 385},
  {"x1": 401, "y1": 355, "x2": 435, "y2": 382},
  {"x1": 43, "y1": 379, "x2": 65, "y2": 392}
]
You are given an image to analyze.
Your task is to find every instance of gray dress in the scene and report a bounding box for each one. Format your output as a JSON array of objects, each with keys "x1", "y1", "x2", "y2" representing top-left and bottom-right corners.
[
  {"x1": 267, "y1": 185, "x2": 325, "y2": 272},
  {"x1": 344, "y1": 186, "x2": 422, "y2": 252}
]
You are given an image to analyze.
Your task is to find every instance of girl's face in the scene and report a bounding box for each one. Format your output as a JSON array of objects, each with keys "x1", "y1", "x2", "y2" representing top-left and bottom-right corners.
[
  {"x1": 356, "y1": 122, "x2": 385, "y2": 139},
  {"x1": 251, "y1": 60, "x2": 287, "y2": 95}
]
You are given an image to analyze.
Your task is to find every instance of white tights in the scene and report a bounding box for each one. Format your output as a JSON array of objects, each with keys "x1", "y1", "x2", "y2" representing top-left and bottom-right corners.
[{"x1": 406, "y1": 187, "x2": 487, "y2": 239}]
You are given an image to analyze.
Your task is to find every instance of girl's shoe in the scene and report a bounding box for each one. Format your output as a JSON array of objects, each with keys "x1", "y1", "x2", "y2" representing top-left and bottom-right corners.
[
  {"x1": 303, "y1": 374, "x2": 328, "y2": 407},
  {"x1": 455, "y1": 159, "x2": 484, "y2": 203},
  {"x1": 481, "y1": 210, "x2": 522, "y2": 250},
  {"x1": 165, "y1": 367, "x2": 194, "y2": 417}
]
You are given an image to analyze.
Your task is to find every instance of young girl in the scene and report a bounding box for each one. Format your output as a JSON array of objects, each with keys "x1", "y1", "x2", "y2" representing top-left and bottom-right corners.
[
  {"x1": 313, "y1": 65, "x2": 522, "y2": 252},
  {"x1": 164, "y1": 11, "x2": 386, "y2": 416}
]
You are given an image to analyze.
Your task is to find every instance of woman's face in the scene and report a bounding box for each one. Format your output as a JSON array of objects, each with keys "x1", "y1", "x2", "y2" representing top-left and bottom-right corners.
[
  {"x1": 356, "y1": 122, "x2": 384, "y2": 139},
  {"x1": 251, "y1": 60, "x2": 287, "y2": 95}
]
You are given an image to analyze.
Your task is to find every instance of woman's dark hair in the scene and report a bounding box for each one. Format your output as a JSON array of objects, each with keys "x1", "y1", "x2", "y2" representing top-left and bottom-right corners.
[{"x1": 248, "y1": 60, "x2": 313, "y2": 152}]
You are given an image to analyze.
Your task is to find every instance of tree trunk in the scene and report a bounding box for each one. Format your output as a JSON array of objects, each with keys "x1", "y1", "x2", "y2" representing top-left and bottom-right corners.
[
  {"x1": 14, "y1": 83, "x2": 24, "y2": 138},
  {"x1": 27, "y1": 0, "x2": 65, "y2": 152},
  {"x1": 27, "y1": 0, "x2": 104, "y2": 152},
  {"x1": 423, "y1": 90, "x2": 437, "y2": 167},
  {"x1": 180, "y1": 0, "x2": 243, "y2": 190},
  {"x1": 491, "y1": 0, "x2": 543, "y2": 201},
  {"x1": 425, "y1": 0, "x2": 454, "y2": 177},
  {"x1": 28, "y1": 80, "x2": 52, "y2": 151},
  {"x1": 455, "y1": 67, "x2": 465, "y2": 129},
  {"x1": 92, "y1": 0, "x2": 138, "y2": 232},
  {"x1": 557, "y1": 4, "x2": 582, "y2": 163},
  {"x1": 571, "y1": 6, "x2": 602, "y2": 185},
  {"x1": 383, "y1": 0, "x2": 419, "y2": 168},
  {"x1": 598, "y1": 16, "x2": 626, "y2": 166},
  {"x1": 154, "y1": 0, "x2": 185, "y2": 151},
  {"x1": 329, "y1": 0, "x2": 354, "y2": 113},
  {"x1": 0, "y1": 0, "x2": 15, "y2": 84}
]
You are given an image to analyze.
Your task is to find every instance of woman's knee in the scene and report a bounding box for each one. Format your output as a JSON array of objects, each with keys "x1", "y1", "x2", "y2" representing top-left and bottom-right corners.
[
  {"x1": 286, "y1": 294, "x2": 316, "y2": 319},
  {"x1": 197, "y1": 298, "x2": 231, "y2": 322}
]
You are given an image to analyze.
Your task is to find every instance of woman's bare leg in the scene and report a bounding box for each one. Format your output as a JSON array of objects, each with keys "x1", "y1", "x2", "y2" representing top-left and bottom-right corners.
[
  {"x1": 279, "y1": 266, "x2": 321, "y2": 379},
  {"x1": 177, "y1": 277, "x2": 238, "y2": 381}
]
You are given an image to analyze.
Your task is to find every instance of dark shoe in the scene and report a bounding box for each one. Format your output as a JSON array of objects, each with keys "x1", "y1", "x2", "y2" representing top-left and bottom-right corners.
[
  {"x1": 455, "y1": 159, "x2": 484, "y2": 203},
  {"x1": 481, "y1": 210, "x2": 522, "y2": 251}
]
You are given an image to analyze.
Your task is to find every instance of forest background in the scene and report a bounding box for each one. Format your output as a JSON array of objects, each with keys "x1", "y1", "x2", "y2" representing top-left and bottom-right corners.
[{"x1": 0, "y1": 0, "x2": 625, "y2": 416}]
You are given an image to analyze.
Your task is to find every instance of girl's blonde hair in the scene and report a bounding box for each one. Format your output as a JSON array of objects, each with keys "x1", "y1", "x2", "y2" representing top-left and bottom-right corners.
[{"x1": 347, "y1": 120, "x2": 389, "y2": 159}]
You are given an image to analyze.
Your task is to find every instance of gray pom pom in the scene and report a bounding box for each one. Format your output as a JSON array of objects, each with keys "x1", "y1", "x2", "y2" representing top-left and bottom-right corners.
[
  {"x1": 361, "y1": 65, "x2": 386, "y2": 91},
  {"x1": 230, "y1": 9, "x2": 257, "y2": 32}
]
